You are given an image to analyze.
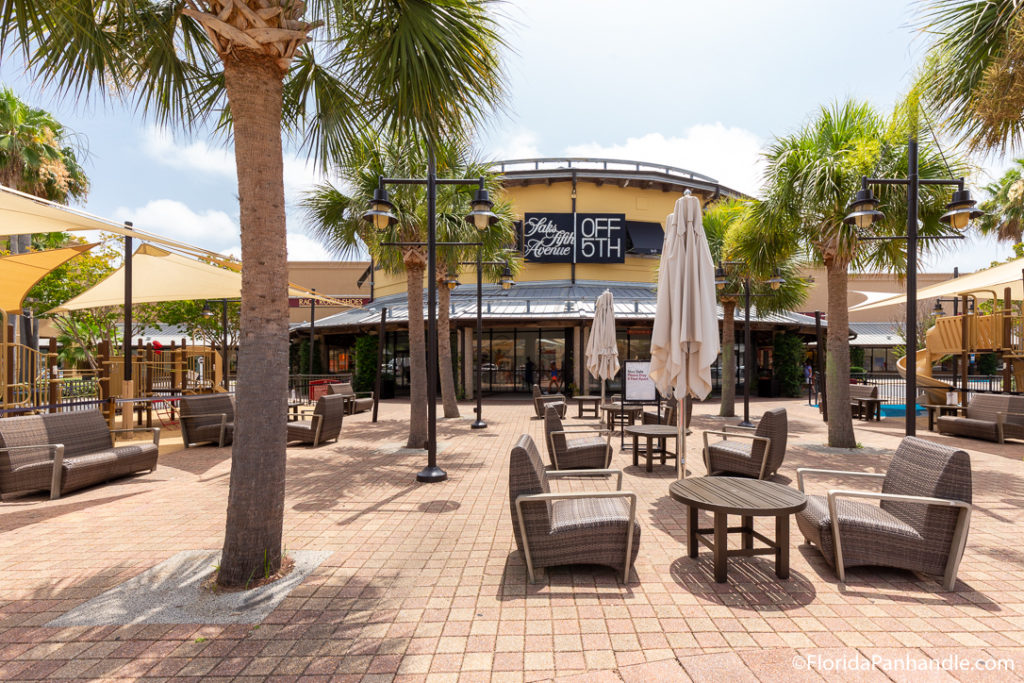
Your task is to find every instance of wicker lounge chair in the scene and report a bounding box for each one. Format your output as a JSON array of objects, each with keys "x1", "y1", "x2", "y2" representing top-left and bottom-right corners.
[
  {"x1": 702, "y1": 407, "x2": 788, "y2": 480},
  {"x1": 508, "y1": 434, "x2": 639, "y2": 583},
  {"x1": 543, "y1": 404, "x2": 612, "y2": 470},
  {"x1": 286, "y1": 394, "x2": 345, "y2": 447},
  {"x1": 327, "y1": 382, "x2": 374, "y2": 415},
  {"x1": 0, "y1": 410, "x2": 159, "y2": 500},
  {"x1": 936, "y1": 393, "x2": 1024, "y2": 444},
  {"x1": 532, "y1": 384, "x2": 566, "y2": 418},
  {"x1": 796, "y1": 436, "x2": 972, "y2": 590},
  {"x1": 180, "y1": 394, "x2": 235, "y2": 448}
]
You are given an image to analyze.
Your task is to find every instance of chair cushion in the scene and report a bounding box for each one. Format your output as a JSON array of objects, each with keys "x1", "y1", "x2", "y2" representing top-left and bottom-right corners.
[
  {"x1": 551, "y1": 496, "x2": 632, "y2": 534},
  {"x1": 188, "y1": 422, "x2": 234, "y2": 446},
  {"x1": 706, "y1": 440, "x2": 761, "y2": 478},
  {"x1": 936, "y1": 416, "x2": 998, "y2": 441},
  {"x1": 560, "y1": 436, "x2": 610, "y2": 470}
]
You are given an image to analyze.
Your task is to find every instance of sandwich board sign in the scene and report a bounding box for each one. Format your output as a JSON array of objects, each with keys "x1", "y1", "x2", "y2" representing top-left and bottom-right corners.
[{"x1": 623, "y1": 360, "x2": 657, "y2": 403}]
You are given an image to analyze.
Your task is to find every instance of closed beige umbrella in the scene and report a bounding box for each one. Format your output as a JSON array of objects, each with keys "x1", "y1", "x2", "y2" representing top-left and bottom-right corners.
[
  {"x1": 585, "y1": 289, "x2": 619, "y2": 404},
  {"x1": 649, "y1": 193, "x2": 720, "y2": 478}
]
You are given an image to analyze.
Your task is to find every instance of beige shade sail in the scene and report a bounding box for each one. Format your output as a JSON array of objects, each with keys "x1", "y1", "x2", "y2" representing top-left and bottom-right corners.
[
  {"x1": 50, "y1": 244, "x2": 348, "y2": 313},
  {"x1": 0, "y1": 243, "x2": 97, "y2": 313},
  {"x1": 849, "y1": 256, "x2": 1024, "y2": 313}
]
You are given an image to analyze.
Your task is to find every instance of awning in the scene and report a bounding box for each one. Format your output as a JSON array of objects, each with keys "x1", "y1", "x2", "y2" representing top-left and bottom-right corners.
[
  {"x1": 50, "y1": 244, "x2": 349, "y2": 312},
  {"x1": 625, "y1": 221, "x2": 664, "y2": 254},
  {"x1": 849, "y1": 257, "x2": 1024, "y2": 313},
  {"x1": 0, "y1": 243, "x2": 96, "y2": 313}
]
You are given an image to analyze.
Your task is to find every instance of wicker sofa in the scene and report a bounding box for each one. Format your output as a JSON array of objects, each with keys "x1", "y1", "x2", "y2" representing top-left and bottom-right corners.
[
  {"x1": 936, "y1": 394, "x2": 1024, "y2": 444},
  {"x1": 0, "y1": 410, "x2": 159, "y2": 500},
  {"x1": 796, "y1": 436, "x2": 972, "y2": 591},
  {"x1": 702, "y1": 407, "x2": 788, "y2": 480},
  {"x1": 180, "y1": 394, "x2": 235, "y2": 448},
  {"x1": 327, "y1": 382, "x2": 374, "y2": 415},
  {"x1": 508, "y1": 434, "x2": 639, "y2": 583}
]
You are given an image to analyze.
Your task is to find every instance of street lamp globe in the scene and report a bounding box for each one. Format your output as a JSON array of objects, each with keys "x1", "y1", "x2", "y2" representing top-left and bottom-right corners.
[
  {"x1": 940, "y1": 188, "x2": 983, "y2": 229},
  {"x1": 500, "y1": 264, "x2": 515, "y2": 290},
  {"x1": 444, "y1": 270, "x2": 461, "y2": 291},
  {"x1": 714, "y1": 264, "x2": 727, "y2": 290},
  {"x1": 843, "y1": 187, "x2": 884, "y2": 228},
  {"x1": 362, "y1": 187, "x2": 398, "y2": 231},
  {"x1": 767, "y1": 267, "x2": 784, "y2": 291},
  {"x1": 201, "y1": 301, "x2": 214, "y2": 318},
  {"x1": 931, "y1": 300, "x2": 945, "y2": 317},
  {"x1": 466, "y1": 188, "x2": 499, "y2": 231}
]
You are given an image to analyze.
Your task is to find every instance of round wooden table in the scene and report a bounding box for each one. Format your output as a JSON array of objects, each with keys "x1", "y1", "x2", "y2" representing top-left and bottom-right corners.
[
  {"x1": 572, "y1": 395, "x2": 602, "y2": 419},
  {"x1": 600, "y1": 402, "x2": 643, "y2": 431},
  {"x1": 668, "y1": 477, "x2": 807, "y2": 583},
  {"x1": 623, "y1": 424, "x2": 678, "y2": 472}
]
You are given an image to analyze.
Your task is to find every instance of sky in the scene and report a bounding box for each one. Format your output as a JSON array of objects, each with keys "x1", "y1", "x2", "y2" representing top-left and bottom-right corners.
[{"x1": 0, "y1": 0, "x2": 1017, "y2": 273}]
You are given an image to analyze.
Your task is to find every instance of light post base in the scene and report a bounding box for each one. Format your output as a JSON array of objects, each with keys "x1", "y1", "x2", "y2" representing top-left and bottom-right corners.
[
  {"x1": 738, "y1": 420, "x2": 755, "y2": 428},
  {"x1": 471, "y1": 419, "x2": 487, "y2": 429},
  {"x1": 417, "y1": 466, "x2": 448, "y2": 483}
]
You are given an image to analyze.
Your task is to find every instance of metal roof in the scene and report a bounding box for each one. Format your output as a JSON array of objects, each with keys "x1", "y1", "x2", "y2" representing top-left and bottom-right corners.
[
  {"x1": 847, "y1": 322, "x2": 902, "y2": 347},
  {"x1": 297, "y1": 280, "x2": 821, "y2": 332}
]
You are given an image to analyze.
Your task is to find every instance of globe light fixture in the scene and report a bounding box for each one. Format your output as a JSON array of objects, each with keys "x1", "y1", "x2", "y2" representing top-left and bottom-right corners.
[
  {"x1": 201, "y1": 301, "x2": 214, "y2": 318},
  {"x1": 931, "y1": 300, "x2": 945, "y2": 317},
  {"x1": 714, "y1": 264, "x2": 727, "y2": 290},
  {"x1": 444, "y1": 270, "x2": 461, "y2": 291},
  {"x1": 767, "y1": 268, "x2": 785, "y2": 291},
  {"x1": 843, "y1": 186, "x2": 884, "y2": 229},
  {"x1": 466, "y1": 188, "x2": 499, "y2": 231},
  {"x1": 500, "y1": 264, "x2": 515, "y2": 290},
  {"x1": 940, "y1": 188, "x2": 983, "y2": 229},
  {"x1": 362, "y1": 187, "x2": 398, "y2": 231}
]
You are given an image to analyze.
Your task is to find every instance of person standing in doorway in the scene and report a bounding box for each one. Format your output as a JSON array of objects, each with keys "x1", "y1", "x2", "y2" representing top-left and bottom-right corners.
[
  {"x1": 547, "y1": 361, "x2": 559, "y2": 393},
  {"x1": 524, "y1": 358, "x2": 535, "y2": 390}
]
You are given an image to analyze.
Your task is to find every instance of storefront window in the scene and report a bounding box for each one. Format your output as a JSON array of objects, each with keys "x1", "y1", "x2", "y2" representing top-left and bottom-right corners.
[{"x1": 328, "y1": 348, "x2": 351, "y2": 373}]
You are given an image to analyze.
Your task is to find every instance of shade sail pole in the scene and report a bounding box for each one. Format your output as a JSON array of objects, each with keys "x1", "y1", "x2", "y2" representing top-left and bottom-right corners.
[{"x1": 121, "y1": 222, "x2": 134, "y2": 430}]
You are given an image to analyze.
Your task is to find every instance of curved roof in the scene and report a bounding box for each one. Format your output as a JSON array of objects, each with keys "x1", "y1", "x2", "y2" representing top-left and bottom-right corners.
[
  {"x1": 296, "y1": 280, "x2": 819, "y2": 332},
  {"x1": 490, "y1": 157, "x2": 747, "y2": 199}
]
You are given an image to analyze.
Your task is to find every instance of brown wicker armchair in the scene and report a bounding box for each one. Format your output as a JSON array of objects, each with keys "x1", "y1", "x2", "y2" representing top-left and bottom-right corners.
[
  {"x1": 532, "y1": 384, "x2": 566, "y2": 418},
  {"x1": 544, "y1": 404, "x2": 612, "y2": 470},
  {"x1": 286, "y1": 394, "x2": 345, "y2": 447},
  {"x1": 642, "y1": 398, "x2": 692, "y2": 428},
  {"x1": 180, "y1": 394, "x2": 235, "y2": 448},
  {"x1": 0, "y1": 410, "x2": 159, "y2": 500},
  {"x1": 702, "y1": 407, "x2": 788, "y2": 480},
  {"x1": 508, "y1": 434, "x2": 639, "y2": 583},
  {"x1": 328, "y1": 382, "x2": 374, "y2": 415},
  {"x1": 936, "y1": 394, "x2": 1024, "y2": 444},
  {"x1": 796, "y1": 436, "x2": 972, "y2": 591}
]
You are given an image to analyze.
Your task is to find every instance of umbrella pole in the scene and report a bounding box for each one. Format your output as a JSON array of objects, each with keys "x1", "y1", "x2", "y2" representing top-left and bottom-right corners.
[{"x1": 678, "y1": 349, "x2": 688, "y2": 479}]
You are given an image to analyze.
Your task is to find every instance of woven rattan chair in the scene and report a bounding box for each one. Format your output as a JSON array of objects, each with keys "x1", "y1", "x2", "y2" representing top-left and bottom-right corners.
[
  {"x1": 543, "y1": 404, "x2": 612, "y2": 470},
  {"x1": 0, "y1": 410, "x2": 159, "y2": 500},
  {"x1": 702, "y1": 407, "x2": 788, "y2": 480},
  {"x1": 327, "y1": 382, "x2": 374, "y2": 415},
  {"x1": 286, "y1": 394, "x2": 345, "y2": 447},
  {"x1": 180, "y1": 394, "x2": 235, "y2": 448},
  {"x1": 796, "y1": 436, "x2": 972, "y2": 590},
  {"x1": 642, "y1": 398, "x2": 693, "y2": 428},
  {"x1": 936, "y1": 393, "x2": 1024, "y2": 444},
  {"x1": 508, "y1": 434, "x2": 639, "y2": 583},
  {"x1": 532, "y1": 384, "x2": 566, "y2": 418},
  {"x1": 848, "y1": 384, "x2": 878, "y2": 419}
]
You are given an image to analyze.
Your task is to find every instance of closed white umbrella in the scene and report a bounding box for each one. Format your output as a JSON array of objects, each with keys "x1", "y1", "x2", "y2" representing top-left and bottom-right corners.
[
  {"x1": 649, "y1": 193, "x2": 720, "y2": 478},
  {"x1": 585, "y1": 289, "x2": 620, "y2": 405}
]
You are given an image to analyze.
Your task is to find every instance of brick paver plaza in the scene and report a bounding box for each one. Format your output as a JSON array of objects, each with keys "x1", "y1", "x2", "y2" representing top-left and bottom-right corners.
[{"x1": 1, "y1": 397, "x2": 1023, "y2": 681}]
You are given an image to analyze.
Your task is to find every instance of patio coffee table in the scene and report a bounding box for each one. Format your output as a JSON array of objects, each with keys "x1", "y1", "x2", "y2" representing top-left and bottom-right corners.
[
  {"x1": 572, "y1": 395, "x2": 602, "y2": 418},
  {"x1": 624, "y1": 424, "x2": 678, "y2": 472},
  {"x1": 669, "y1": 477, "x2": 807, "y2": 583},
  {"x1": 853, "y1": 396, "x2": 884, "y2": 421},
  {"x1": 924, "y1": 403, "x2": 964, "y2": 431},
  {"x1": 601, "y1": 402, "x2": 643, "y2": 431}
]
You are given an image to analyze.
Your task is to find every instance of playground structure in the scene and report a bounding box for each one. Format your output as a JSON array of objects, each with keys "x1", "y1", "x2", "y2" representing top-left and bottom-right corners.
[
  {"x1": 897, "y1": 286, "x2": 1024, "y2": 404},
  {"x1": 1, "y1": 310, "x2": 224, "y2": 424}
]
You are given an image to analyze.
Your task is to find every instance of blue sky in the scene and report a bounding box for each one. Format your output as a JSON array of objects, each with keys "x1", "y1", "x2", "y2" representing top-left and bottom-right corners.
[{"x1": 0, "y1": 0, "x2": 1016, "y2": 272}]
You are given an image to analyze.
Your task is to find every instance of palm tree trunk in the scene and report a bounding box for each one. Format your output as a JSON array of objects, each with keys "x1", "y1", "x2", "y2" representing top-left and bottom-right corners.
[
  {"x1": 218, "y1": 54, "x2": 288, "y2": 588},
  {"x1": 406, "y1": 263, "x2": 428, "y2": 448},
  {"x1": 436, "y1": 275, "x2": 460, "y2": 418},
  {"x1": 719, "y1": 299, "x2": 737, "y2": 417},
  {"x1": 825, "y1": 260, "x2": 856, "y2": 447}
]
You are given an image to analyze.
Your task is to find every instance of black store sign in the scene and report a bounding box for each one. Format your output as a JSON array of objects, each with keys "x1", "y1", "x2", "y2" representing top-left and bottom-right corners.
[{"x1": 522, "y1": 213, "x2": 625, "y2": 263}]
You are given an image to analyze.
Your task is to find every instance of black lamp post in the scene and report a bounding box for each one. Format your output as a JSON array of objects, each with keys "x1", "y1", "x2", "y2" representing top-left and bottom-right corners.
[
  {"x1": 715, "y1": 262, "x2": 785, "y2": 428},
  {"x1": 453, "y1": 255, "x2": 514, "y2": 430},
  {"x1": 843, "y1": 141, "x2": 981, "y2": 437},
  {"x1": 363, "y1": 163, "x2": 498, "y2": 483}
]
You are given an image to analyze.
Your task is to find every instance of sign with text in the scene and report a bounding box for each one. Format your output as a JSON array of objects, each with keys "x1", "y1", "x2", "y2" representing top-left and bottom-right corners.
[
  {"x1": 289, "y1": 296, "x2": 370, "y2": 308},
  {"x1": 522, "y1": 213, "x2": 625, "y2": 263},
  {"x1": 623, "y1": 360, "x2": 657, "y2": 403}
]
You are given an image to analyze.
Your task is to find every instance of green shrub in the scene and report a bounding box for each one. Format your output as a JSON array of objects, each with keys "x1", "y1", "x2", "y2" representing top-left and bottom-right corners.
[
  {"x1": 850, "y1": 347, "x2": 865, "y2": 369},
  {"x1": 850, "y1": 366, "x2": 866, "y2": 375},
  {"x1": 353, "y1": 335, "x2": 378, "y2": 393},
  {"x1": 772, "y1": 333, "x2": 805, "y2": 398},
  {"x1": 978, "y1": 352, "x2": 999, "y2": 375}
]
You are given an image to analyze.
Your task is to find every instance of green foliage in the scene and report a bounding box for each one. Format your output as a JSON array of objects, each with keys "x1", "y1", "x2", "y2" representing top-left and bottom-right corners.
[
  {"x1": 772, "y1": 333, "x2": 805, "y2": 398},
  {"x1": 978, "y1": 353, "x2": 999, "y2": 375},
  {"x1": 353, "y1": 335, "x2": 377, "y2": 393},
  {"x1": 151, "y1": 299, "x2": 240, "y2": 348},
  {"x1": 977, "y1": 159, "x2": 1024, "y2": 246},
  {"x1": 294, "y1": 338, "x2": 323, "y2": 375},
  {"x1": 850, "y1": 347, "x2": 865, "y2": 368}
]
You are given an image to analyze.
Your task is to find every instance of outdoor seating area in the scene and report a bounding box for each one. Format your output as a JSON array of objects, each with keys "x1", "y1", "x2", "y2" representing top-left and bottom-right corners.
[{"x1": 936, "y1": 393, "x2": 1024, "y2": 444}]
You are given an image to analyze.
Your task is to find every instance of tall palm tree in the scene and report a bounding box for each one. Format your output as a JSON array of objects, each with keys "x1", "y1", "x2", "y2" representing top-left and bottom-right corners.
[
  {"x1": 705, "y1": 198, "x2": 808, "y2": 417},
  {"x1": 0, "y1": 87, "x2": 88, "y2": 205},
  {"x1": 757, "y1": 99, "x2": 968, "y2": 447},
  {"x1": 3, "y1": 0, "x2": 505, "y2": 587},
  {"x1": 916, "y1": 0, "x2": 1024, "y2": 152},
  {"x1": 977, "y1": 158, "x2": 1024, "y2": 244}
]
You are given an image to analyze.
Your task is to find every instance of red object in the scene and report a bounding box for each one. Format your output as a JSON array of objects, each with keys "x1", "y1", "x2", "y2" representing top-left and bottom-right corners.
[
  {"x1": 309, "y1": 379, "x2": 338, "y2": 402},
  {"x1": 152, "y1": 341, "x2": 164, "y2": 355}
]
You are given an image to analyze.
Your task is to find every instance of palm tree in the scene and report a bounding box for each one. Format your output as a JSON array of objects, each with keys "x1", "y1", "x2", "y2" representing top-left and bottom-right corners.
[
  {"x1": 3, "y1": 0, "x2": 504, "y2": 587},
  {"x1": 976, "y1": 159, "x2": 1024, "y2": 245},
  {"x1": 0, "y1": 87, "x2": 88, "y2": 205},
  {"x1": 756, "y1": 99, "x2": 968, "y2": 447},
  {"x1": 704, "y1": 198, "x2": 808, "y2": 417},
  {"x1": 916, "y1": 0, "x2": 1024, "y2": 152}
]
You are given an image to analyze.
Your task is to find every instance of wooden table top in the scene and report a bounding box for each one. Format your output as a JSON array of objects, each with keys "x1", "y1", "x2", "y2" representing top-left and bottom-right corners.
[
  {"x1": 924, "y1": 403, "x2": 965, "y2": 409},
  {"x1": 624, "y1": 424, "x2": 678, "y2": 437},
  {"x1": 601, "y1": 403, "x2": 643, "y2": 413},
  {"x1": 669, "y1": 477, "x2": 807, "y2": 516},
  {"x1": 572, "y1": 396, "x2": 602, "y2": 403}
]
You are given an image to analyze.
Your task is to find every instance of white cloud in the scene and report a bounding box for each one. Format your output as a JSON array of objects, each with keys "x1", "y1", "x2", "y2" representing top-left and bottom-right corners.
[
  {"x1": 285, "y1": 232, "x2": 333, "y2": 261},
  {"x1": 488, "y1": 128, "x2": 543, "y2": 161},
  {"x1": 564, "y1": 124, "x2": 764, "y2": 196},
  {"x1": 113, "y1": 199, "x2": 238, "y2": 253}
]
